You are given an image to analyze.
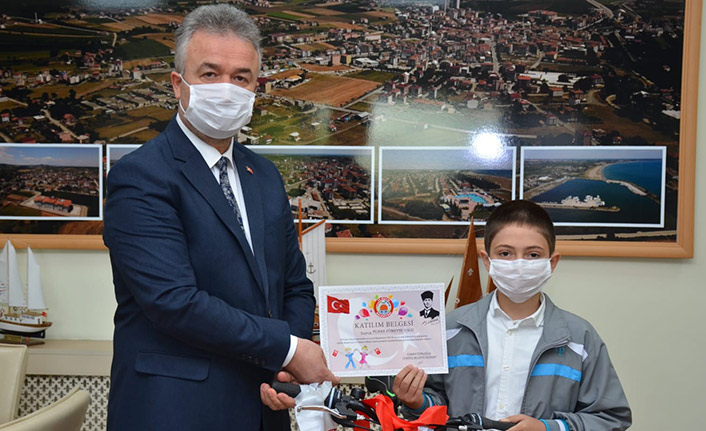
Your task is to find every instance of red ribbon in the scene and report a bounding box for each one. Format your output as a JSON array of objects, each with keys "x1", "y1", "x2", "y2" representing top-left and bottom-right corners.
[{"x1": 358, "y1": 394, "x2": 449, "y2": 431}]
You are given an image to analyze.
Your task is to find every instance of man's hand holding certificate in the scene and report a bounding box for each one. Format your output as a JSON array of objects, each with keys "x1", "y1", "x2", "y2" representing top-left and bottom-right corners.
[{"x1": 319, "y1": 284, "x2": 448, "y2": 377}]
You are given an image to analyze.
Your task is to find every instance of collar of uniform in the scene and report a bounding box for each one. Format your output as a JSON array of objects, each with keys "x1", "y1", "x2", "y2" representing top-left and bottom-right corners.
[
  {"x1": 489, "y1": 290, "x2": 546, "y2": 328},
  {"x1": 176, "y1": 113, "x2": 235, "y2": 170}
]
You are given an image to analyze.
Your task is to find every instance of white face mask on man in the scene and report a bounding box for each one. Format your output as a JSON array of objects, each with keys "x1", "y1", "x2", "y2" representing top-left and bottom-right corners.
[
  {"x1": 179, "y1": 75, "x2": 255, "y2": 139},
  {"x1": 489, "y1": 258, "x2": 553, "y2": 303}
]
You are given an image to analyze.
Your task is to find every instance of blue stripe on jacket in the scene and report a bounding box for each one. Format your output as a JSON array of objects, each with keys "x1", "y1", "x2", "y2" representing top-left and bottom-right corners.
[
  {"x1": 448, "y1": 354, "x2": 484, "y2": 368},
  {"x1": 531, "y1": 363, "x2": 582, "y2": 382}
]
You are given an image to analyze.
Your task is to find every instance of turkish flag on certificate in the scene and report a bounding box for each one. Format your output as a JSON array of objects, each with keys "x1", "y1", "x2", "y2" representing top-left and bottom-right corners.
[{"x1": 327, "y1": 296, "x2": 350, "y2": 314}]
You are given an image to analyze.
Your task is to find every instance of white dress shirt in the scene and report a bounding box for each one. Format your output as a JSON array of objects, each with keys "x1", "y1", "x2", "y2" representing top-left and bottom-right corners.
[
  {"x1": 484, "y1": 291, "x2": 545, "y2": 420},
  {"x1": 176, "y1": 115, "x2": 298, "y2": 367}
]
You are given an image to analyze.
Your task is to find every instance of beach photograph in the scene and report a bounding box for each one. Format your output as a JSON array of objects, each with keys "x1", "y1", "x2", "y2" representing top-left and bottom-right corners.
[
  {"x1": 247, "y1": 145, "x2": 374, "y2": 224},
  {"x1": 521, "y1": 146, "x2": 665, "y2": 227},
  {"x1": 0, "y1": 143, "x2": 102, "y2": 221},
  {"x1": 379, "y1": 146, "x2": 515, "y2": 225}
]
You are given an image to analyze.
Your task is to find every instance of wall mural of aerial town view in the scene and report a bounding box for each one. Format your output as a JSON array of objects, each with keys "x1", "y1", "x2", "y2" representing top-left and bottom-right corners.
[{"x1": 0, "y1": 0, "x2": 684, "y2": 242}]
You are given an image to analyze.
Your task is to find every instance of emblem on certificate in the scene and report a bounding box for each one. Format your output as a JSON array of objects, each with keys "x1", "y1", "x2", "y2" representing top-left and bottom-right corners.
[{"x1": 319, "y1": 283, "x2": 448, "y2": 377}]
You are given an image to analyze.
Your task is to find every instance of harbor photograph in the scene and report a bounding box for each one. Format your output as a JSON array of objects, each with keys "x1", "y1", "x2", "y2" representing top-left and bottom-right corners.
[{"x1": 521, "y1": 146, "x2": 665, "y2": 227}]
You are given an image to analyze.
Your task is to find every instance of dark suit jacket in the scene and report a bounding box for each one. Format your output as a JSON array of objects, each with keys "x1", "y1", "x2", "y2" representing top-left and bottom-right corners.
[
  {"x1": 103, "y1": 117, "x2": 314, "y2": 430},
  {"x1": 420, "y1": 308, "x2": 440, "y2": 319}
]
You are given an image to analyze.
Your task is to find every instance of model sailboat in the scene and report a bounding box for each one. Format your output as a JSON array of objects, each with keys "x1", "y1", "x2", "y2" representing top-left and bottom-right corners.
[{"x1": 0, "y1": 240, "x2": 52, "y2": 338}]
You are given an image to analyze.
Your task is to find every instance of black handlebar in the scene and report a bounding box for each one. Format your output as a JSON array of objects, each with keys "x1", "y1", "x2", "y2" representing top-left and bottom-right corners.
[
  {"x1": 446, "y1": 413, "x2": 515, "y2": 431},
  {"x1": 479, "y1": 417, "x2": 515, "y2": 431},
  {"x1": 271, "y1": 381, "x2": 301, "y2": 398},
  {"x1": 271, "y1": 379, "x2": 516, "y2": 430}
]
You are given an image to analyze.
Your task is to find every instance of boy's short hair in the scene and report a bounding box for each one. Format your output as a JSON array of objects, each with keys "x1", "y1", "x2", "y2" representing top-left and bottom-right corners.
[{"x1": 484, "y1": 200, "x2": 556, "y2": 254}]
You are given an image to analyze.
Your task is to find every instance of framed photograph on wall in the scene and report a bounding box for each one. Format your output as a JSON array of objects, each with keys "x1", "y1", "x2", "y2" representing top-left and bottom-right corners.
[
  {"x1": 0, "y1": 0, "x2": 698, "y2": 257},
  {"x1": 520, "y1": 146, "x2": 666, "y2": 228},
  {"x1": 248, "y1": 145, "x2": 375, "y2": 224},
  {"x1": 0, "y1": 143, "x2": 102, "y2": 221},
  {"x1": 378, "y1": 146, "x2": 515, "y2": 225}
]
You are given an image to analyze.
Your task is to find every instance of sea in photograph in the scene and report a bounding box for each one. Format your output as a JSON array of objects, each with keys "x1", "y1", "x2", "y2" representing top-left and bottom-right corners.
[
  {"x1": 602, "y1": 160, "x2": 662, "y2": 195},
  {"x1": 531, "y1": 178, "x2": 660, "y2": 224}
]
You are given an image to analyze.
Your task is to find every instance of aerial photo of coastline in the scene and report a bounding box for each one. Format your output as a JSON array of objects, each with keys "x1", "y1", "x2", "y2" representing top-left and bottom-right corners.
[
  {"x1": 522, "y1": 146, "x2": 665, "y2": 227},
  {"x1": 249, "y1": 145, "x2": 374, "y2": 223},
  {"x1": 0, "y1": 0, "x2": 687, "y2": 241},
  {"x1": 0, "y1": 144, "x2": 102, "y2": 220},
  {"x1": 379, "y1": 146, "x2": 514, "y2": 224}
]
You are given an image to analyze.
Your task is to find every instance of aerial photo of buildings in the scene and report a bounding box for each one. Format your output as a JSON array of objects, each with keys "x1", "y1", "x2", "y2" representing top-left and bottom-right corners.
[
  {"x1": 0, "y1": 144, "x2": 102, "y2": 220},
  {"x1": 249, "y1": 145, "x2": 373, "y2": 223},
  {"x1": 0, "y1": 0, "x2": 687, "y2": 241}
]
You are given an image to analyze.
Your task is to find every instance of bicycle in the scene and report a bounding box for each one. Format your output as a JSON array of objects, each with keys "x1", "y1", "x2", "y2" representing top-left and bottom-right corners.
[{"x1": 273, "y1": 376, "x2": 515, "y2": 431}]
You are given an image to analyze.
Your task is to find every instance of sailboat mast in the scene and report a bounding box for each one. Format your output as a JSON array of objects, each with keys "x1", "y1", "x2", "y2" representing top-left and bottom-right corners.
[
  {"x1": 27, "y1": 246, "x2": 46, "y2": 311},
  {"x1": 0, "y1": 241, "x2": 8, "y2": 305},
  {"x1": 7, "y1": 241, "x2": 26, "y2": 308}
]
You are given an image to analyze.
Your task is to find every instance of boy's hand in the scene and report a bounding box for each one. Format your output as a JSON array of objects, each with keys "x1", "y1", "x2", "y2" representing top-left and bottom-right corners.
[
  {"x1": 503, "y1": 414, "x2": 545, "y2": 431},
  {"x1": 393, "y1": 364, "x2": 427, "y2": 410}
]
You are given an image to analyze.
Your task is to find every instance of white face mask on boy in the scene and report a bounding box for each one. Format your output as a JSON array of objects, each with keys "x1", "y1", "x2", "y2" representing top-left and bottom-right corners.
[
  {"x1": 489, "y1": 258, "x2": 553, "y2": 303},
  {"x1": 179, "y1": 75, "x2": 255, "y2": 139}
]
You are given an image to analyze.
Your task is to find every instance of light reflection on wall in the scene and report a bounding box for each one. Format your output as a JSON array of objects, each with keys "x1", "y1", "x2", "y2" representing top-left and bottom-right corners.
[{"x1": 468, "y1": 131, "x2": 506, "y2": 162}]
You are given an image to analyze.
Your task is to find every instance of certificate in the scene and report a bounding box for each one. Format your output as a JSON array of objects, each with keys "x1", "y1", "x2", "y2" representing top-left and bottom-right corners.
[{"x1": 319, "y1": 283, "x2": 448, "y2": 377}]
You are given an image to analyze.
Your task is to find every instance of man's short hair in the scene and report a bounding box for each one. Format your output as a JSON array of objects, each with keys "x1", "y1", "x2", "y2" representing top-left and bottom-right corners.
[
  {"x1": 483, "y1": 200, "x2": 556, "y2": 254},
  {"x1": 174, "y1": 4, "x2": 262, "y2": 74},
  {"x1": 421, "y1": 291, "x2": 433, "y2": 300}
]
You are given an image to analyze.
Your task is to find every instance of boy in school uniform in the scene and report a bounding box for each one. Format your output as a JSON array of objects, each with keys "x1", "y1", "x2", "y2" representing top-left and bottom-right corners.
[{"x1": 393, "y1": 200, "x2": 632, "y2": 431}]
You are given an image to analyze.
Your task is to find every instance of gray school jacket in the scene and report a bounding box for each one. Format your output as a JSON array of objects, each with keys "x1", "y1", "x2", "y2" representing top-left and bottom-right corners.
[{"x1": 402, "y1": 293, "x2": 632, "y2": 431}]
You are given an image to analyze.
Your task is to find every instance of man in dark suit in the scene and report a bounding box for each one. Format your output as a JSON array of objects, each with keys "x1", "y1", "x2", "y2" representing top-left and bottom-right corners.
[
  {"x1": 419, "y1": 291, "x2": 440, "y2": 319},
  {"x1": 103, "y1": 5, "x2": 336, "y2": 430}
]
